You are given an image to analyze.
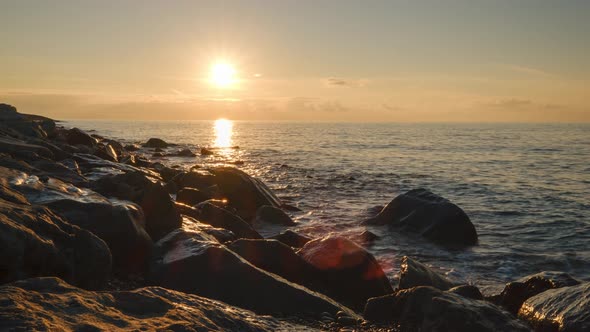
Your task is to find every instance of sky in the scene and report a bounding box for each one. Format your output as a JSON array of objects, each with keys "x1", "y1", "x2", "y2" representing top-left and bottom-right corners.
[{"x1": 1, "y1": 0, "x2": 589, "y2": 122}]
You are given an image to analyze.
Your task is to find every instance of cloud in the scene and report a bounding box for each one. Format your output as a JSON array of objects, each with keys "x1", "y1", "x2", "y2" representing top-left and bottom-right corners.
[
  {"x1": 484, "y1": 98, "x2": 567, "y2": 112},
  {"x1": 381, "y1": 103, "x2": 405, "y2": 112},
  {"x1": 488, "y1": 98, "x2": 533, "y2": 108},
  {"x1": 499, "y1": 64, "x2": 553, "y2": 77},
  {"x1": 324, "y1": 77, "x2": 367, "y2": 88},
  {"x1": 286, "y1": 97, "x2": 349, "y2": 113}
]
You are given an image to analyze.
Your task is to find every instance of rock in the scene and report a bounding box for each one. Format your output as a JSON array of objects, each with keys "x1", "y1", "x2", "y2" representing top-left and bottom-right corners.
[
  {"x1": 143, "y1": 138, "x2": 170, "y2": 148},
  {"x1": 201, "y1": 147, "x2": 214, "y2": 155},
  {"x1": 364, "y1": 188, "x2": 477, "y2": 246},
  {"x1": 65, "y1": 128, "x2": 97, "y2": 147},
  {"x1": 0, "y1": 277, "x2": 305, "y2": 331},
  {"x1": 489, "y1": 271, "x2": 581, "y2": 315},
  {"x1": 364, "y1": 286, "x2": 530, "y2": 331},
  {"x1": 355, "y1": 230, "x2": 379, "y2": 246},
  {"x1": 298, "y1": 236, "x2": 393, "y2": 310},
  {"x1": 148, "y1": 229, "x2": 358, "y2": 317},
  {"x1": 154, "y1": 147, "x2": 164, "y2": 152},
  {"x1": 398, "y1": 256, "x2": 456, "y2": 291},
  {"x1": 45, "y1": 199, "x2": 153, "y2": 275},
  {"x1": 95, "y1": 143, "x2": 118, "y2": 162},
  {"x1": 0, "y1": 197, "x2": 111, "y2": 289},
  {"x1": 176, "y1": 187, "x2": 211, "y2": 206},
  {"x1": 255, "y1": 205, "x2": 296, "y2": 226},
  {"x1": 182, "y1": 216, "x2": 237, "y2": 243},
  {"x1": 92, "y1": 171, "x2": 181, "y2": 241},
  {"x1": 270, "y1": 230, "x2": 312, "y2": 248},
  {"x1": 30, "y1": 159, "x2": 88, "y2": 186},
  {"x1": 228, "y1": 239, "x2": 321, "y2": 289},
  {"x1": 449, "y1": 285, "x2": 484, "y2": 300},
  {"x1": 176, "y1": 201, "x2": 262, "y2": 239},
  {"x1": 124, "y1": 144, "x2": 140, "y2": 151},
  {"x1": 0, "y1": 103, "x2": 22, "y2": 120},
  {"x1": 0, "y1": 137, "x2": 54, "y2": 159},
  {"x1": 176, "y1": 148, "x2": 196, "y2": 157},
  {"x1": 519, "y1": 282, "x2": 590, "y2": 332}
]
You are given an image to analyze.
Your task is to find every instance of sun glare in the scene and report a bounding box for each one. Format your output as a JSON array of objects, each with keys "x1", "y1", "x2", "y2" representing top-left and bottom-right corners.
[
  {"x1": 210, "y1": 62, "x2": 236, "y2": 88},
  {"x1": 214, "y1": 118, "x2": 233, "y2": 148}
]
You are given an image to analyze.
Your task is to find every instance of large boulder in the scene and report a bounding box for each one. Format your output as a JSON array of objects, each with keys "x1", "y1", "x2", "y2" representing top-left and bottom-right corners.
[
  {"x1": 177, "y1": 167, "x2": 283, "y2": 223},
  {"x1": 148, "y1": 229, "x2": 357, "y2": 318},
  {"x1": 364, "y1": 286, "x2": 530, "y2": 331},
  {"x1": 297, "y1": 236, "x2": 393, "y2": 310},
  {"x1": 177, "y1": 201, "x2": 262, "y2": 239},
  {"x1": 0, "y1": 103, "x2": 22, "y2": 120},
  {"x1": 45, "y1": 199, "x2": 153, "y2": 275},
  {"x1": 0, "y1": 197, "x2": 111, "y2": 289},
  {"x1": 92, "y1": 171, "x2": 181, "y2": 240},
  {"x1": 364, "y1": 188, "x2": 477, "y2": 246},
  {"x1": 228, "y1": 239, "x2": 321, "y2": 289},
  {"x1": 142, "y1": 138, "x2": 170, "y2": 148},
  {"x1": 255, "y1": 205, "x2": 296, "y2": 226},
  {"x1": 176, "y1": 187, "x2": 211, "y2": 206},
  {"x1": 398, "y1": 256, "x2": 456, "y2": 290},
  {"x1": 518, "y1": 282, "x2": 590, "y2": 332},
  {"x1": 0, "y1": 277, "x2": 304, "y2": 331},
  {"x1": 270, "y1": 229, "x2": 312, "y2": 248},
  {"x1": 65, "y1": 128, "x2": 97, "y2": 147},
  {"x1": 489, "y1": 271, "x2": 581, "y2": 315}
]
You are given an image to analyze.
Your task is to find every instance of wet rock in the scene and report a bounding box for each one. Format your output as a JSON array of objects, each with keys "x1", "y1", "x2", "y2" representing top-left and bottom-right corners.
[
  {"x1": 0, "y1": 197, "x2": 111, "y2": 289},
  {"x1": 182, "y1": 216, "x2": 237, "y2": 243},
  {"x1": 92, "y1": 171, "x2": 181, "y2": 241},
  {"x1": 45, "y1": 199, "x2": 153, "y2": 275},
  {"x1": 0, "y1": 137, "x2": 54, "y2": 159},
  {"x1": 143, "y1": 138, "x2": 170, "y2": 148},
  {"x1": 201, "y1": 147, "x2": 214, "y2": 155},
  {"x1": 152, "y1": 163, "x2": 183, "y2": 182},
  {"x1": 176, "y1": 148, "x2": 196, "y2": 157},
  {"x1": 148, "y1": 229, "x2": 357, "y2": 317},
  {"x1": 298, "y1": 235, "x2": 394, "y2": 311},
  {"x1": 1, "y1": 277, "x2": 303, "y2": 331},
  {"x1": 449, "y1": 285, "x2": 484, "y2": 300},
  {"x1": 31, "y1": 159, "x2": 88, "y2": 186},
  {"x1": 270, "y1": 230, "x2": 312, "y2": 248},
  {"x1": 154, "y1": 147, "x2": 164, "y2": 152},
  {"x1": 399, "y1": 256, "x2": 456, "y2": 291},
  {"x1": 65, "y1": 128, "x2": 97, "y2": 147},
  {"x1": 255, "y1": 205, "x2": 296, "y2": 226},
  {"x1": 174, "y1": 169, "x2": 218, "y2": 190},
  {"x1": 176, "y1": 201, "x2": 262, "y2": 239},
  {"x1": 518, "y1": 282, "x2": 590, "y2": 332},
  {"x1": 228, "y1": 239, "x2": 321, "y2": 288},
  {"x1": 95, "y1": 143, "x2": 118, "y2": 162},
  {"x1": 364, "y1": 188, "x2": 477, "y2": 246},
  {"x1": 355, "y1": 230, "x2": 379, "y2": 246},
  {"x1": 364, "y1": 286, "x2": 530, "y2": 331},
  {"x1": 124, "y1": 144, "x2": 140, "y2": 151},
  {"x1": 176, "y1": 187, "x2": 211, "y2": 206},
  {"x1": 489, "y1": 271, "x2": 581, "y2": 315}
]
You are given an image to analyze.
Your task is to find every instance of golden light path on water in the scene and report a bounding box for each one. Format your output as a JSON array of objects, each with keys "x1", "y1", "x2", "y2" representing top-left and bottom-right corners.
[{"x1": 214, "y1": 118, "x2": 233, "y2": 148}]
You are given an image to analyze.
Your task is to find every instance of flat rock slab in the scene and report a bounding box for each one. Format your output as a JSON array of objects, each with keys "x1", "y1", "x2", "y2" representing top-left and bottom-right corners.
[{"x1": 0, "y1": 277, "x2": 315, "y2": 331}]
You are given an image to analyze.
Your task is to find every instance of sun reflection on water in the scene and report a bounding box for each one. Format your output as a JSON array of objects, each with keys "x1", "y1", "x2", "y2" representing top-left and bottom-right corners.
[{"x1": 214, "y1": 119, "x2": 233, "y2": 148}]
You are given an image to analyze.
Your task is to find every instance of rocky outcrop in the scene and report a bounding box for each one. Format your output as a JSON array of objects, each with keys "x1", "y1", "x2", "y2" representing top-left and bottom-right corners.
[
  {"x1": 142, "y1": 138, "x2": 170, "y2": 148},
  {"x1": 255, "y1": 205, "x2": 296, "y2": 226},
  {"x1": 65, "y1": 128, "x2": 97, "y2": 147},
  {"x1": 0, "y1": 195, "x2": 111, "y2": 289},
  {"x1": 148, "y1": 229, "x2": 357, "y2": 318},
  {"x1": 364, "y1": 188, "x2": 478, "y2": 246},
  {"x1": 176, "y1": 187, "x2": 211, "y2": 206},
  {"x1": 398, "y1": 256, "x2": 456, "y2": 290},
  {"x1": 270, "y1": 230, "x2": 312, "y2": 248},
  {"x1": 364, "y1": 286, "x2": 530, "y2": 331},
  {"x1": 298, "y1": 236, "x2": 393, "y2": 310},
  {"x1": 518, "y1": 282, "x2": 589, "y2": 332},
  {"x1": 0, "y1": 277, "x2": 304, "y2": 331}
]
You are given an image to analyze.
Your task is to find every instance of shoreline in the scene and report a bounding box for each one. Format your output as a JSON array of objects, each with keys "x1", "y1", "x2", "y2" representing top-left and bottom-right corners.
[{"x1": 1, "y1": 103, "x2": 588, "y2": 331}]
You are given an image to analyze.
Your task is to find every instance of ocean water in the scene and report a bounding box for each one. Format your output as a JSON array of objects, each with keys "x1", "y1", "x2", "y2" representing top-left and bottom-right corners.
[{"x1": 67, "y1": 120, "x2": 590, "y2": 291}]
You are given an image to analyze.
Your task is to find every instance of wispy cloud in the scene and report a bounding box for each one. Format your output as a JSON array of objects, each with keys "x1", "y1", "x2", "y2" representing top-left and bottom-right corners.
[
  {"x1": 324, "y1": 77, "x2": 368, "y2": 88},
  {"x1": 500, "y1": 64, "x2": 553, "y2": 77}
]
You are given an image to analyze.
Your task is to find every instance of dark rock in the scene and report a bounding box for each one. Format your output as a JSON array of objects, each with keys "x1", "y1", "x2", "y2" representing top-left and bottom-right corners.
[
  {"x1": 92, "y1": 171, "x2": 181, "y2": 241},
  {"x1": 152, "y1": 152, "x2": 164, "y2": 157},
  {"x1": 355, "y1": 230, "x2": 379, "y2": 246},
  {"x1": 95, "y1": 143, "x2": 118, "y2": 162},
  {"x1": 228, "y1": 239, "x2": 321, "y2": 288},
  {"x1": 201, "y1": 147, "x2": 214, "y2": 155},
  {"x1": 1, "y1": 277, "x2": 303, "y2": 331},
  {"x1": 364, "y1": 286, "x2": 530, "y2": 331},
  {"x1": 398, "y1": 256, "x2": 456, "y2": 291},
  {"x1": 176, "y1": 201, "x2": 262, "y2": 239},
  {"x1": 518, "y1": 282, "x2": 590, "y2": 332},
  {"x1": 255, "y1": 205, "x2": 296, "y2": 226},
  {"x1": 489, "y1": 271, "x2": 581, "y2": 315},
  {"x1": 154, "y1": 147, "x2": 164, "y2": 152},
  {"x1": 124, "y1": 144, "x2": 140, "y2": 151},
  {"x1": 148, "y1": 229, "x2": 357, "y2": 317},
  {"x1": 0, "y1": 137, "x2": 54, "y2": 159},
  {"x1": 182, "y1": 216, "x2": 237, "y2": 243},
  {"x1": 176, "y1": 148, "x2": 196, "y2": 157},
  {"x1": 143, "y1": 138, "x2": 170, "y2": 148},
  {"x1": 31, "y1": 159, "x2": 88, "y2": 186},
  {"x1": 0, "y1": 197, "x2": 111, "y2": 289},
  {"x1": 364, "y1": 188, "x2": 477, "y2": 246},
  {"x1": 0, "y1": 103, "x2": 22, "y2": 120},
  {"x1": 65, "y1": 128, "x2": 97, "y2": 147},
  {"x1": 449, "y1": 285, "x2": 484, "y2": 300},
  {"x1": 176, "y1": 187, "x2": 211, "y2": 206},
  {"x1": 298, "y1": 236, "x2": 394, "y2": 310},
  {"x1": 270, "y1": 230, "x2": 312, "y2": 248},
  {"x1": 152, "y1": 163, "x2": 183, "y2": 182},
  {"x1": 45, "y1": 199, "x2": 153, "y2": 275}
]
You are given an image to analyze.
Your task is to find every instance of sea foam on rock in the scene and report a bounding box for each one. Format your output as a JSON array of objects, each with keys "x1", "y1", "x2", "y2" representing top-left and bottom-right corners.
[{"x1": 364, "y1": 188, "x2": 478, "y2": 246}]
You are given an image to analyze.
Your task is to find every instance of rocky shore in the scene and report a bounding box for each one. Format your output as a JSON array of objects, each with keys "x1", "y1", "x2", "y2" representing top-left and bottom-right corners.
[{"x1": 1, "y1": 103, "x2": 588, "y2": 331}]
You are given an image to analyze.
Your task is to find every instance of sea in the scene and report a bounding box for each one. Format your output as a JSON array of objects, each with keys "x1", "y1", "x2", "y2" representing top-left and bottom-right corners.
[{"x1": 66, "y1": 120, "x2": 590, "y2": 292}]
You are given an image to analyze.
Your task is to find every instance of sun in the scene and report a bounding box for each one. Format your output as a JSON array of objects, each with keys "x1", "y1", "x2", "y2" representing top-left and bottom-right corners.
[{"x1": 210, "y1": 62, "x2": 236, "y2": 88}]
